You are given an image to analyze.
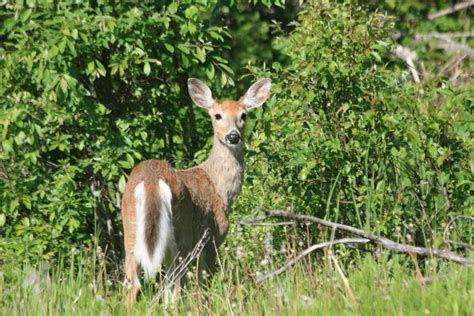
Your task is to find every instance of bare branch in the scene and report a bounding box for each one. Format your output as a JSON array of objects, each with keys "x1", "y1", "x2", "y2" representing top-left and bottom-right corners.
[
  {"x1": 412, "y1": 31, "x2": 474, "y2": 59},
  {"x1": 428, "y1": 1, "x2": 474, "y2": 20},
  {"x1": 254, "y1": 210, "x2": 474, "y2": 264},
  {"x1": 414, "y1": 32, "x2": 474, "y2": 42},
  {"x1": 239, "y1": 215, "x2": 295, "y2": 226},
  {"x1": 437, "y1": 42, "x2": 474, "y2": 58},
  {"x1": 239, "y1": 215, "x2": 268, "y2": 225},
  {"x1": 256, "y1": 238, "x2": 370, "y2": 283},
  {"x1": 393, "y1": 45, "x2": 420, "y2": 83},
  {"x1": 444, "y1": 240, "x2": 474, "y2": 250}
]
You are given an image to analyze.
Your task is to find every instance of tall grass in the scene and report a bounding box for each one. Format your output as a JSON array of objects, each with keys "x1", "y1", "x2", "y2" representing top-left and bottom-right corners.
[{"x1": 2, "y1": 236, "x2": 472, "y2": 315}]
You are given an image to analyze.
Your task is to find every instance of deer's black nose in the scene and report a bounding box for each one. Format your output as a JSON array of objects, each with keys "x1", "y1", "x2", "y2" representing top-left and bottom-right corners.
[{"x1": 225, "y1": 131, "x2": 241, "y2": 145}]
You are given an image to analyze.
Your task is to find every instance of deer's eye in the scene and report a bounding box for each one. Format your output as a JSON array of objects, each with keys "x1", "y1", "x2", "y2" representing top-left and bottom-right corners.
[
  {"x1": 241, "y1": 113, "x2": 247, "y2": 121},
  {"x1": 215, "y1": 113, "x2": 222, "y2": 120}
]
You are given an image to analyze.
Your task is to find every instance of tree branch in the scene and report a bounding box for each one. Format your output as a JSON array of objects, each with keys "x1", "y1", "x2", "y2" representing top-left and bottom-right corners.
[
  {"x1": 246, "y1": 210, "x2": 473, "y2": 265},
  {"x1": 437, "y1": 42, "x2": 474, "y2": 58},
  {"x1": 256, "y1": 238, "x2": 370, "y2": 283},
  {"x1": 428, "y1": 1, "x2": 474, "y2": 20},
  {"x1": 393, "y1": 45, "x2": 420, "y2": 83},
  {"x1": 414, "y1": 32, "x2": 474, "y2": 42}
]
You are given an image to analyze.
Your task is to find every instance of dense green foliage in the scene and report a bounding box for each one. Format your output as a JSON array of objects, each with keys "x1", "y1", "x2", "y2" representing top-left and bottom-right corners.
[
  {"x1": 238, "y1": 1, "x2": 473, "y2": 250},
  {"x1": 0, "y1": 0, "x2": 287, "y2": 259},
  {"x1": 1, "y1": 0, "x2": 473, "y2": 314}
]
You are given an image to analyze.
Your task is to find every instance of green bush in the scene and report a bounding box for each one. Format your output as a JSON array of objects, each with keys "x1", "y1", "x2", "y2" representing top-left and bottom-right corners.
[
  {"x1": 1, "y1": 0, "x2": 472, "y2": 264},
  {"x1": 237, "y1": 1, "x2": 473, "y2": 248},
  {"x1": 0, "y1": 0, "x2": 284, "y2": 260}
]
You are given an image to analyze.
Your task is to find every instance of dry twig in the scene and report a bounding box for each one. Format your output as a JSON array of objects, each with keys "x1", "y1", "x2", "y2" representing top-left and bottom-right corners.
[
  {"x1": 428, "y1": 1, "x2": 474, "y2": 20},
  {"x1": 413, "y1": 31, "x2": 474, "y2": 59},
  {"x1": 149, "y1": 229, "x2": 211, "y2": 308},
  {"x1": 444, "y1": 240, "x2": 474, "y2": 250}
]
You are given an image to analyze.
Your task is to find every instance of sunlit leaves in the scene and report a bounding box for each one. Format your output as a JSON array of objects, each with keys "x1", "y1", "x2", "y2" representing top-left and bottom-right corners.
[
  {"x1": 0, "y1": 0, "x2": 247, "y2": 260},
  {"x1": 240, "y1": 1, "x2": 472, "y2": 247}
]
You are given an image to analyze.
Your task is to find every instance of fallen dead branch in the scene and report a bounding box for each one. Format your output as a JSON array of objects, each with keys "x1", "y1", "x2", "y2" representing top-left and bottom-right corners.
[
  {"x1": 414, "y1": 32, "x2": 474, "y2": 42},
  {"x1": 428, "y1": 1, "x2": 474, "y2": 20},
  {"x1": 241, "y1": 210, "x2": 474, "y2": 265},
  {"x1": 255, "y1": 238, "x2": 370, "y2": 283},
  {"x1": 412, "y1": 31, "x2": 474, "y2": 59},
  {"x1": 437, "y1": 41, "x2": 474, "y2": 58},
  {"x1": 444, "y1": 240, "x2": 474, "y2": 251}
]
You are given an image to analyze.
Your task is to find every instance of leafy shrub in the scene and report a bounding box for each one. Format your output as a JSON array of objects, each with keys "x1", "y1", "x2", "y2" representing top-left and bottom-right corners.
[
  {"x1": 236, "y1": 1, "x2": 472, "y2": 248},
  {"x1": 0, "y1": 0, "x2": 282, "y2": 260},
  {"x1": 1, "y1": 0, "x2": 472, "y2": 264}
]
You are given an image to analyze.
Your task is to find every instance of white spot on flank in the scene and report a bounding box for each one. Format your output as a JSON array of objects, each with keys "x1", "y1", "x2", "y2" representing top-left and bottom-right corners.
[{"x1": 134, "y1": 180, "x2": 175, "y2": 279}]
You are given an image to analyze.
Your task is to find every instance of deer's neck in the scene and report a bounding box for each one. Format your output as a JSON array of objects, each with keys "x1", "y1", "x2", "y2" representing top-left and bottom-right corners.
[{"x1": 200, "y1": 136, "x2": 244, "y2": 210}]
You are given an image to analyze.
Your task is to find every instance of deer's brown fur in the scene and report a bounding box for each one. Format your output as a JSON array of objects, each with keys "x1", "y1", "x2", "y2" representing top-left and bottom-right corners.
[{"x1": 121, "y1": 78, "x2": 271, "y2": 307}]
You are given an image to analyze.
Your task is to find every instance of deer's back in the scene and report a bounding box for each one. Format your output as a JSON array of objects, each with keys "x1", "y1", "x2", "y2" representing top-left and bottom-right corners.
[{"x1": 122, "y1": 159, "x2": 228, "y2": 257}]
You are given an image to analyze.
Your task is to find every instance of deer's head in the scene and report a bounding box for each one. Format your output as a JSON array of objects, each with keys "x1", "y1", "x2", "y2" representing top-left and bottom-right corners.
[{"x1": 188, "y1": 78, "x2": 271, "y2": 147}]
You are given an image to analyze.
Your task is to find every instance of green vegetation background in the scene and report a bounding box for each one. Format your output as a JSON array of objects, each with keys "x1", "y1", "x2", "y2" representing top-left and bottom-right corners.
[{"x1": 0, "y1": 1, "x2": 472, "y2": 313}]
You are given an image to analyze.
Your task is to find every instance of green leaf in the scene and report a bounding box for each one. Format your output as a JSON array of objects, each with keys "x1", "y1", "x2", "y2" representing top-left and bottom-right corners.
[
  {"x1": 48, "y1": 46, "x2": 59, "y2": 60},
  {"x1": 188, "y1": 22, "x2": 197, "y2": 34},
  {"x1": 20, "y1": 9, "x2": 32, "y2": 22},
  {"x1": 60, "y1": 77, "x2": 68, "y2": 94},
  {"x1": 126, "y1": 153, "x2": 135, "y2": 167},
  {"x1": 168, "y1": 2, "x2": 178, "y2": 14},
  {"x1": 177, "y1": 44, "x2": 190, "y2": 54},
  {"x1": 95, "y1": 60, "x2": 107, "y2": 77},
  {"x1": 14, "y1": 131, "x2": 26, "y2": 145},
  {"x1": 196, "y1": 47, "x2": 206, "y2": 63},
  {"x1": 164, "y1": 43, "x2": 174, "y2": 53},
  {"x1": 119, "y1": 160, "x2": 132, "y2": 169},
  {"x1": 219, "y1": 63, "x2": 234, "y2": 75},
  {"x1": 220, "y1": 72, "x2": 227, "y2": 86},
  {"x1": 206, "y1": 63, "x2": 215, "y2": 79},
  {"x1": 298, "y1": 160, "x2": 317, "y2": 181},
  {"x1": 87, "y1": 61, "x2": 95, "y2": 74},
  {"x1": 144, "y1": 62, "x2": 151, "y2": 75},
  {"x1": 96, "y1": 103, "x2": 110, "y2": 115},
  {"x1": 185, "y1": 6, "x2": 199, "y2": 20},
  {"x1": 119, "y1": 175, "x2": 126, "y2": 193}
]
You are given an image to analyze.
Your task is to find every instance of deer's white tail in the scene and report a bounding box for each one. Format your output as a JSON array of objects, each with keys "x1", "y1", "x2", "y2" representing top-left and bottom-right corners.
[{"x1": 134, "y1": 180, "x2": 175, "y2": 279}]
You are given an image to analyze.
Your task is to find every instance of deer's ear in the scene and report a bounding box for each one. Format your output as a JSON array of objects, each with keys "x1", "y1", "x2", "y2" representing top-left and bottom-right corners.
[
  {"x1": 242, "y1": 78, "x2": 271, "y2": 110},
  {"x1": 188, "y1": 78, "x2": 215, "y2": 109}
]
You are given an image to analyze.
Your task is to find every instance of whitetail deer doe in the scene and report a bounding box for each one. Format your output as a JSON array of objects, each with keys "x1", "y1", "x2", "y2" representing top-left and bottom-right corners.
[{"x1": 121, "y1": 78, "x2": 271, "y2": 305}]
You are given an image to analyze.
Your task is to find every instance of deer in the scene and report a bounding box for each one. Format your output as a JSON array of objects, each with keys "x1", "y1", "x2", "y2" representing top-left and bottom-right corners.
[{"x1": 121, "y1": 77, "x2": 271, "y2": 306}]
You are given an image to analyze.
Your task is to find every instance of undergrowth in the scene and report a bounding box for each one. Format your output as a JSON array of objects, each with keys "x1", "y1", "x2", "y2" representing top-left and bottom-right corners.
[{"x1": 1, "y1": 227, "x2": 472, "y2": 315}]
